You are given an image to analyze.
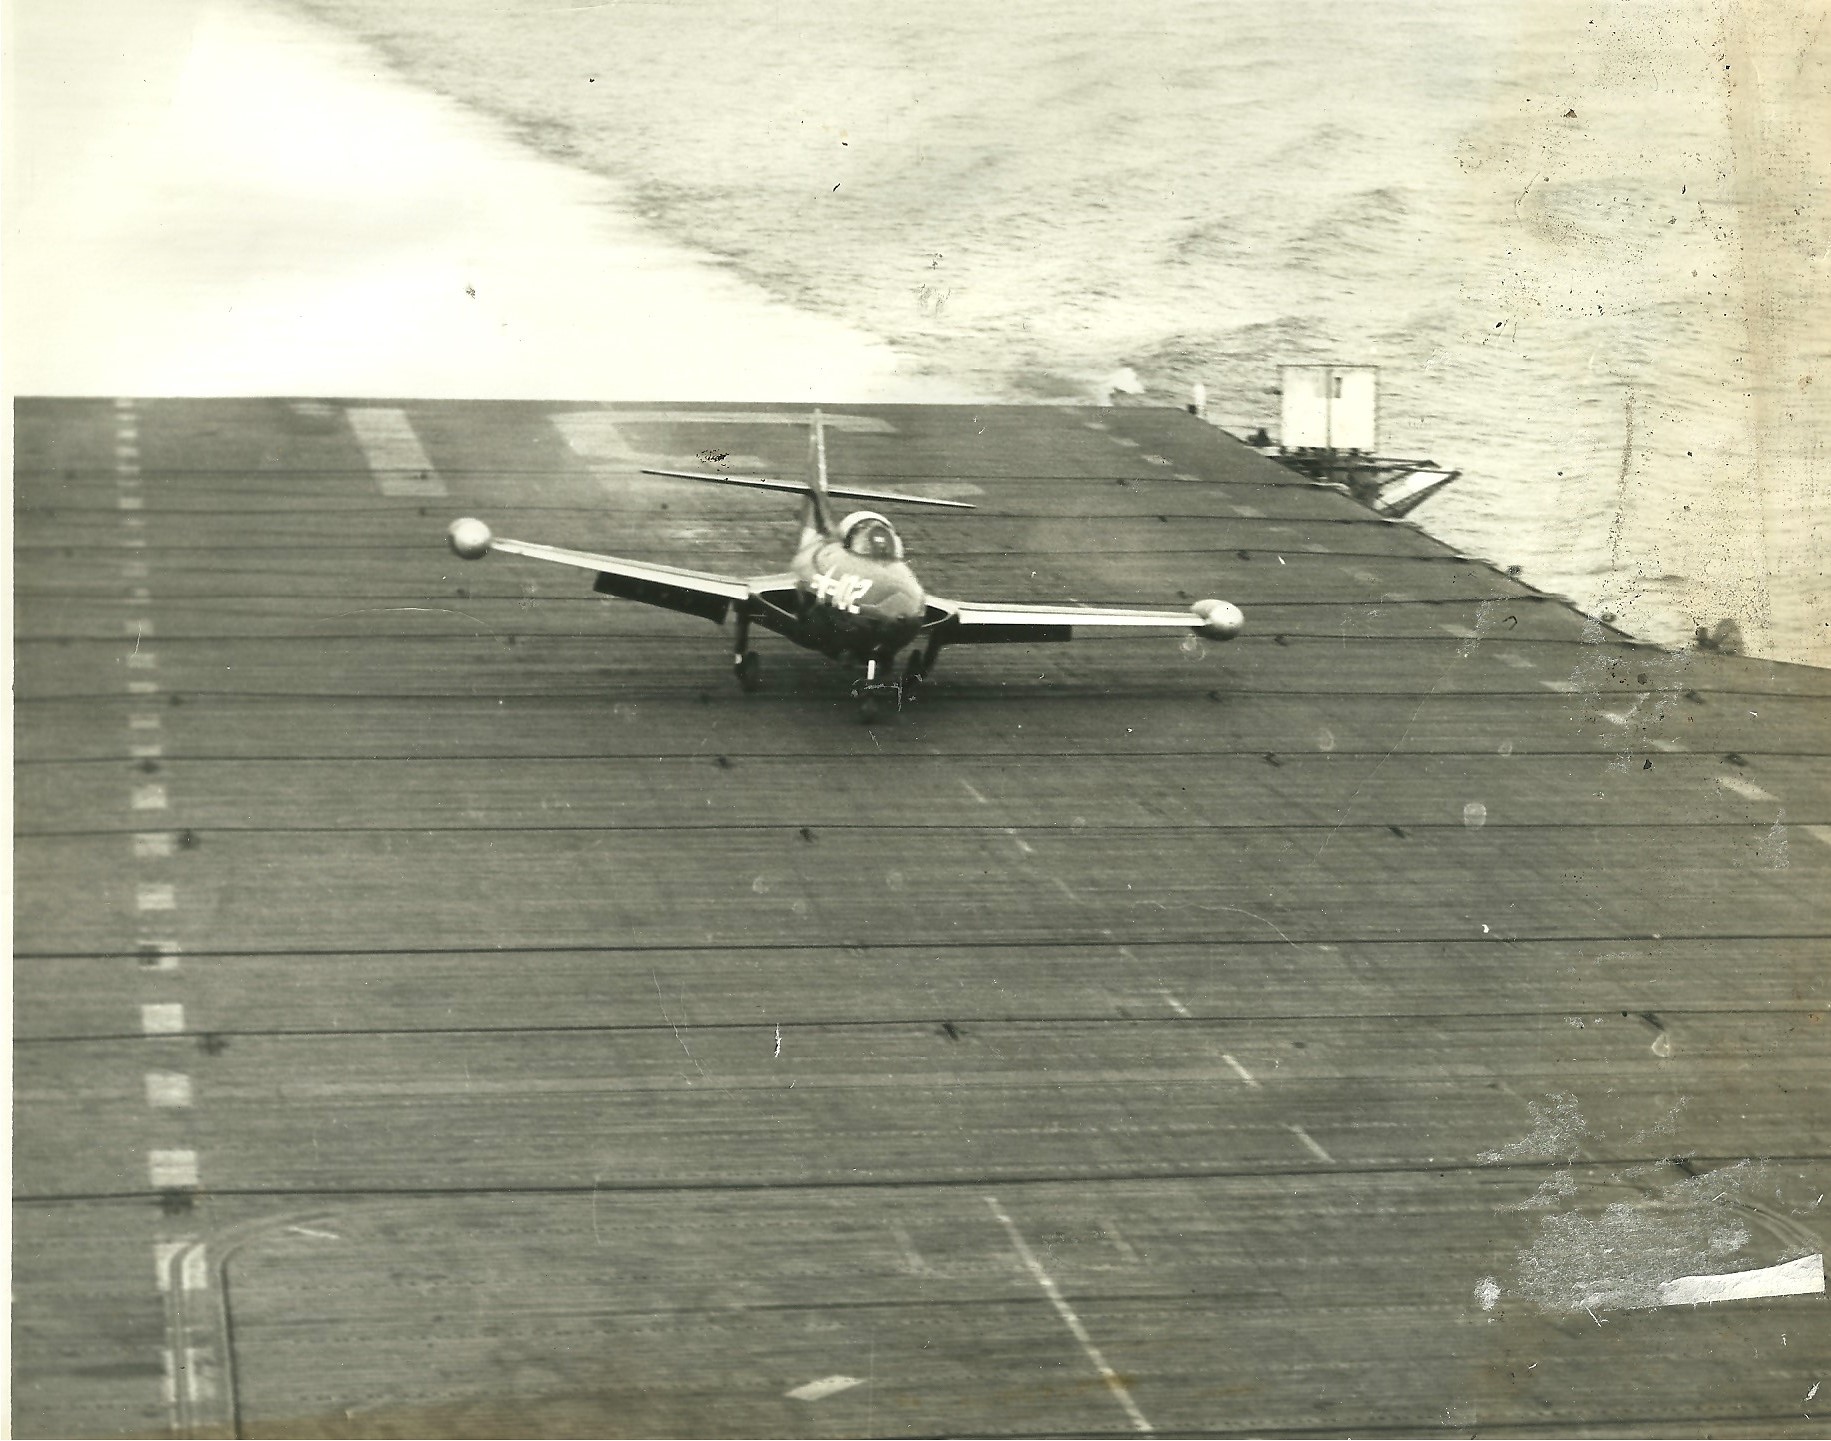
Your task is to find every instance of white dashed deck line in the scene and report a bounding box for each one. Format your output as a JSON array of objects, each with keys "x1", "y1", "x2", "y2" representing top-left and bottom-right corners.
[
  {"x1": 1102, "y1": 1218, "x2": 1142, "y2": 1264},
  {"x1": 183, "y1": 1347, "x2": 215, "y2": 1405},
  {"x1": 145, "y1": 1071, "x2": 194, "y2": 1108},
  {"x1": 986, "y1": 1197, "x2": 1154, "y2": 1434},
  {"x1": 1288, "y1": 1125, "x2": 1334, "y2": 1162},
  {"x1": 127, "y1": 681, "x2": 161, "y2": 697},
  {"x1": 1539, "y1": 679, "x2": 1580, "y2": 693},
  {"x1": 137, "y1": 940, "x2": 182, "y2": 970},
  {"x1": 141, "y1": 1002, "x2": 185, "y2": 1034},
  {"x1": 123, "y1": 535, "x2": 146, "y2": 549},
  {"x1": 132, "y1": 785, "x2": 169, "y2": 810},
  {"x1": 127, "y1": 651, "x2": 159, "y2": 669},
  {"x1": 1082, "y1": 420, "x2": 1109, "y2": 431},
  {"x1": 890, "y1": 1223, "x2": 932, "y2": 1276},
  {"x1": 786, "y1": 1376, "x2": 864, "y2": 1402},
  {"x1": 1717, "y1": 774, "x2": 1777, "y2": 803},
  {"x1": 154, "y1": 1240, "x2": 188, "y2": 1292},
  {"x1": 130, "y1": 743, "x2": 164, "y2": 760},
  {"x1": 122, "y1": 561, "x2": 149, "y2": 579},
  {"x1": 1007, "y1": 829, "x2": 1035, "y2": 856},
  {"x1": 1230, "y1": 503, "x2": 1264, "y2": 518},
  {"x1": 1498, "y1": 653, "x2": 1536, "y2": 670},
  {"x1": 122, "y1": 515, "x2": 146, "y2": 529},
  {"x1": 114, "y1": 397, "x2": 136, "y2": 410},
  {"x1": 137, "y1": 884, "x2": 177, "y2": 912},
  {"x1": 1143, "y1": 453, "x2": 1171, "y2": 466},
  {"x1": 180, "y1": 1247, "x2": 211, "y2": 1293},
  {"x1": 1656, "y1": 1253, "x2": 1824, "y2": 1306},
  {"x1": 1158, "y1": 990, "x2": 1191, "y2": 1018},
  {"x1": 1440, "y1": 623, "x2": 1478, "y2": 639},
  {"x1": 127, "y1": 588, "x2": 151, "y2": 605},
  {"x1": 117, "y1": 495, "x2": 144, "y2": 510},
  {"x1": 346, "y1": 406, "x2": 447, "y2": 496},
  {"x1": 1648, "y1": 738, "x2": 1685, "y2": 753},
  {"x1": 1173, "y1": 472, "x2": 1198, "y2": 482},
  {"x1": 1221, "y1": 1053, "x2": 1260, "y2": 1088},
  {"x1": 960, "y1": 779, "x2": 990, "y2": 805},
  {"x1": 147, "y1": 1150, "x2": 199, "y2": 1188},
  {"x1": 1803, "y1": 825, "x2": 1831, "y2": 850},
  {"x1": 129, "y1": 712, "x2": 162, "y2": 730},
  {"x1": 126, "y1": 618, "x2": 155, "y2": 636},
  {"x1": 135, "y1": 832, "x2": 176, "y2": 859}
]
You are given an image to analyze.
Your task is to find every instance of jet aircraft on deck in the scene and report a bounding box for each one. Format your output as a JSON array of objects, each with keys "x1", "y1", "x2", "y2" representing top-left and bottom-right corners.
[{"x1": 447, "y1": 412, "x2": 1242, "y2": 722}]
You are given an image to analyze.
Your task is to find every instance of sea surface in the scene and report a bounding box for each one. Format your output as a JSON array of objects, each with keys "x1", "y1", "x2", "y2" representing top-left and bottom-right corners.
[{"x1": 164, "y1": 1, "x2": 1831, "y2": 658}]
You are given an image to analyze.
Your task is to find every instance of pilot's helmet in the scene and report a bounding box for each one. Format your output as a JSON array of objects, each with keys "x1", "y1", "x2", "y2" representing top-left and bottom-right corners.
[{"x1": 842, "y1": 512, "x2": 901, "y2": 560}]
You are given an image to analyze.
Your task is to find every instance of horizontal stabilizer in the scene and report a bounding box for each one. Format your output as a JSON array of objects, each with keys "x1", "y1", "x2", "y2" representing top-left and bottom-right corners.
[{"x1": 640, "y1": 468, "x2": 974, "y2": 510}]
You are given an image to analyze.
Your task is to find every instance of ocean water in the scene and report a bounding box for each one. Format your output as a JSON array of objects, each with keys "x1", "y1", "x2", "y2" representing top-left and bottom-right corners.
[{"x1": 287, "y1": 0, "x2": 1824, "y2": 659}]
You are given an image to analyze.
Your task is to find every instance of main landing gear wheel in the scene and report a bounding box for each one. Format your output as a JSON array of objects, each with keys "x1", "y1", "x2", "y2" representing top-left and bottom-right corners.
[{"x1": 734, "y1": 650, "x2": 762, "y2": 692}]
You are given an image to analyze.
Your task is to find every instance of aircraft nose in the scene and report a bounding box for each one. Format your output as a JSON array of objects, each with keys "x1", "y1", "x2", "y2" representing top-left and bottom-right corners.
[{"x1": 1193, "y1": 598, "x2": 1243, "y2": 640}]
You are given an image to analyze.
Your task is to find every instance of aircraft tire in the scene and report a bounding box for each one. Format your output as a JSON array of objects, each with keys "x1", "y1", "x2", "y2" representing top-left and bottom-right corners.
[
  {"x1": 858, "y1": 695, "x2": 881, "y2": 725},
  {"x1": 736, "y1": 651, "x2": 762, "y2": 692}
]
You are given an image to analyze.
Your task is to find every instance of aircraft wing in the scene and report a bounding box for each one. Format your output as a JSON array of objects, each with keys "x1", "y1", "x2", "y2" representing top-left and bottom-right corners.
[
  {"x1": 924, "y1": 596, "x2": 1243, "y2": 645},
  {"x1": 452, "y1": 522, "x2": 752, "y2": 623},
  {"x1": 641, "y1": 468, "x2": 974, "y2": 510}
]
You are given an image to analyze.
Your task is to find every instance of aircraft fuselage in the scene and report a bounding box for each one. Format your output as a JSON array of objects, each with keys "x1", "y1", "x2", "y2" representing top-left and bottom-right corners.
[{"x1": 785, "y1": 528, "x2": 926, "y2": 662}]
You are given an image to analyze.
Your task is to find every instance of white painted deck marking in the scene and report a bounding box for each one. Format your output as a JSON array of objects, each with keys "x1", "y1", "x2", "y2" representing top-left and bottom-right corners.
[
  {"x1": 1498, "y1": 653, "x2": 1535, "y2": 670},
  {"x1": 890, "y1": 1223, "x2": 932, "y2": 1275},
  {"x1": 114, "y1": 397, "x2": 135, "y2": 410},
  {"x1": 1221, "y1": 1053, "x2": 1260, "y2": 1088},
  {"x1": 127, "y1": 651, "x2": 158, "y2": 669},
  {"x1": 1540, "y1": 679, "x2": 1580, "y2": 693},
  {"x1": 180, "y1": 1247, "x2": 210, "y2": 1292},
  {"x1": 137, "y1": 940, "x2": 182, "y2": 970},
  {"x1": 127, "y1": 588, "x2": 151, "y2": 604},
  {"x1": 184, "y1": 1346, "x2": 214, "y2": 1403},
  {"x1": 1083, "y1": 419, "x2": 1109, "y2": 431},
  {"x1": 117, "y1": 495, "x2": 144, "y2": 510},
  {"x1": 145, "y1": 1071, "x2": 194, "y2": 1108},
  {"x1": 155, "y1": 1240, "x2": 189, "y2": 1292},
  {"x1": 1288, "y1": 1124, "x2": 1334, "y2": 1162},
  {"x1": 960, "y1": 779, "x2": 989, "y2": 805},
  {"x1": 1440, "y1": 623, "x2": 1478, "y2": 639},
  {"x1": 132, "y1": 785, "x2": 168, "y2": 810},
  {"x1": 1143, "y1": 453, "x2": 1171, "y2": 465},
  {"x1": 1052, "y1": 877, "x2": 1078, "y2": 902},
  {"x1": 121, "y1": 515, "x2": 145, "y2": 529},
  {"x1": 126, "y1": 618, "x2": 155, "y2": 636},
  {"x1": 130, "y1": 743, "x2": 164, "y2": 760},
  {"x1": 1111, "y1": 436, "x2": 1140, "y2": 448},
  {"x1": 1007, "y1": 829, "x2": 1036, "y2": 856},
  {"x1": 129, "y1": 712, "x2": 162, "y2": 730},
  {"x1": 122, "y1": 561, "x2": 149, "y2": 579},
  {"x1": 346, "y1": 407, "x2": 447, "y2": 496},
  {"x1": 127, "y1": 677, "x2": 161, "y2": 693},
  {"x1": 1102, "y1": 1218, "x2": 1142, "y2": 1264},
  {"x1": 1717, "y1": 774, "x2": 1776, "y2": 803},
  {"x1": 1803, "y1": 825, "x2": 1831, "y2": 850},
  {"x1": 287, "y1": 1225, "x2": 341, "y2": 1241},
  {"x1": 1601, "y1": 710, "x2": 1633, "y2": 727},
  {"x1": 787, "y1": 1375, "x2": 864, "y2": 1402},
  {"x1": 1173, "y1": 471, "x2": 1198, "y2": 482},
  {"x1": 135, "y1": 832, "x2": 176, "y2": 859},
  {"x1": 1158, "y1": 990, "x2": 1191, "y2": 1018},
  {"x1": 148, "y1": 1150, "x2": 199, "y2": 1188},
  {"x1": 141, "y1": 1002, "x2": 185, "y2": 1034},
  {"x1": 1656, "y1": 1252, "x2": 1824, "y2": 1306},
  {"x1": 1231, "y1": 503, "x2": 1264, "y2": 518},
  {"x1": 137, "y1": 883, "x2": 176, "y2": 912},
  {"x1": 1649, "y1": 738, "x2": 1685, "y2": 753},
  {"x1": 123, "y1": 535, "x2": 146, "y2": 549},
  {"x1": 987, "y1": 1197, "x2": 1153, "y2": 1434}
]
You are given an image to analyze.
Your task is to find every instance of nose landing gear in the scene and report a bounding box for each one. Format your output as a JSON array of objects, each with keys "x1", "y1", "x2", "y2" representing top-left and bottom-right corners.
[{"x1": 853, "y1": 656, "x2": 902, "y2": 724}]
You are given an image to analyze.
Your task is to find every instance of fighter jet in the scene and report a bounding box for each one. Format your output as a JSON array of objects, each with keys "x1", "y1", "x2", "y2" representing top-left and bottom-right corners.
[{"x1": 447, "y1": 412, "x2": 1242, "y2": 722}]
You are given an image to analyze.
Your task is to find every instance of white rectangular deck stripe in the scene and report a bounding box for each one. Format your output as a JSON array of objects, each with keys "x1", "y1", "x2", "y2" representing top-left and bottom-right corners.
[
  {"x1": 1288, "y1": 1124, "x2": 1333, "y2": 1162},
  {"x1": 346, "y1": 407, "x2": 447, "y2": 496},
  {"x1": 1804, "y1": 825, "x2": 1831, "y2": 850},
  {"x1": 137, "y1": 884, "x2": 176, "y2": 912},
  {"x1": 180, "y1": 1246, "x2": 210, "y2": 1292},
  {"x1": 1230, "y1": 504, "x2": 1264, "y2": 518},
  {"x1": 986, "y1": 1198, "x2": 1153, "y2": 1434},
  {"x1": 134, "y1": 832, "x2": 176, "y2": 859},
  {"x1": 184, "y1": 1346, "x2": 214, "y2": 1403},
  {"x1": 141, "y1": 1002, "x2": 185, "y2": 1034},
  {"x1": 148, "y1": 1149, "x2": 198, "y2": 1188},
  {"x1": 1498, "y1": 653, "x2": 1535, "y2": 670},
  {"x1": 129, "y1": 712, "x2": 162, "y2": 730},
  {"x1": 155, "y1": 1241, "x2": 188, "y2": 1292},
  {"x1": 117, "y1": 495, "x2": 144, "y2": 510},
  {"x1": 786, "y1": 1375, "x2": 864, "y2": 1402},
  {"x1": 128, "y1": 588, "x2": 152, "y2": 604},
  {"x1": 130, "y1": 743, "x2": 164, "y2": 760},
  {"x1": 1649, "y1": 738, "x2": 1685, "y2": 752},
  {"x1": 1221, "y1": 1053, "x2": 1260, "y2": 1088},
  {"x1": 1539, "y1": 679, "x2": 1579, "y2": 692},
  {"x1": 132, "y1": 785, "x2": 168, "y2": 810},
  {"x1": 145, "y1": 1071, "x2": 194, "y2": 1108},
  {"x1": 127, "y1": 651, "x2": 158, "y2": 669},
  {"x1": 1656, "y1": 1252, "x2": 1823, "y2": 1306},
  {"x1": 1158, "y1": 990, "x2": 1191, "y2": 1018},
  {"x1": 960, "y1": 779, "x2": 989, "y2": 805},
  {"x1": 1717, "y1": 774, "x2": 1776, "y2": 803},
  {"x1": 137, "y1": 940, "x2": 182, "y2": 970},
  {"x1": 1439, "y1": 624, "x2": 1478, "y2": 639}
]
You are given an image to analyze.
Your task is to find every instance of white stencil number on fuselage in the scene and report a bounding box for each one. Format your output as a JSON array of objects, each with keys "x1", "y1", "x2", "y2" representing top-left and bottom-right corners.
[{"x1": 813, "y1": 571, "x2": 872, "y2": 615}]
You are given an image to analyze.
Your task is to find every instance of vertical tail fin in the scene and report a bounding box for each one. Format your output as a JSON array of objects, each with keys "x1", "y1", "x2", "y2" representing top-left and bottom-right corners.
[{"x1": 804, "y1": 409, "x2": 835, "y2": 536}]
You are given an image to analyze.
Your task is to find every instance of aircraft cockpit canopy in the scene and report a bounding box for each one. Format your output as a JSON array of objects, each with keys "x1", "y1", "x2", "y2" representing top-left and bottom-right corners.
[{"x1": 839, "y1": 511, "x2": 903, "y2": 561}]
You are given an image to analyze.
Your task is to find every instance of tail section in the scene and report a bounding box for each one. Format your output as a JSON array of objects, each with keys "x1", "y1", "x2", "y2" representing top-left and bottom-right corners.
[{"x1": 804, "y1": 408, "x2": 835, "y2": 537}]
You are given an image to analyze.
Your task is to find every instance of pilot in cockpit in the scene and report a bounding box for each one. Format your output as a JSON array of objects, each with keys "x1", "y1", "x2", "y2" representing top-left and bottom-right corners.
[{"x1": 842, "y1": 514, "x2": 902, "y2": 562}]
